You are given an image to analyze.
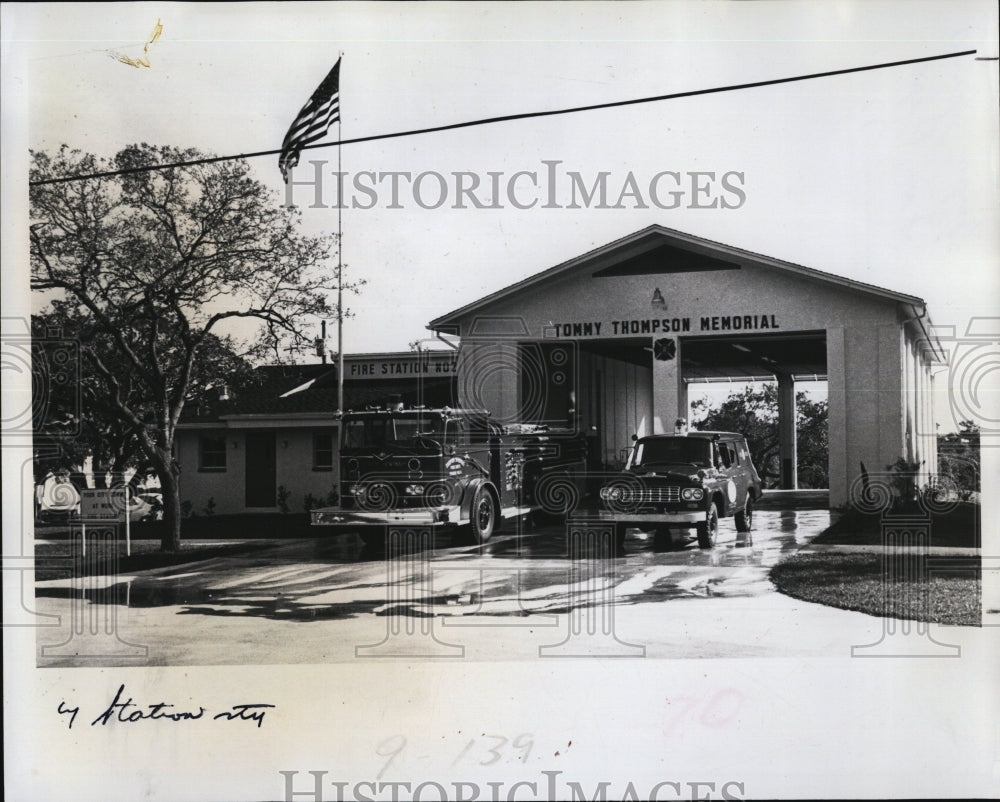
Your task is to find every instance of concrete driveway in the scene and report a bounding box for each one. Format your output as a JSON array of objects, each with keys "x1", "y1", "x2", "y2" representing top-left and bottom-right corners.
[{"x1": 33, "y1": 508, "x2": 927, "y2": 666}]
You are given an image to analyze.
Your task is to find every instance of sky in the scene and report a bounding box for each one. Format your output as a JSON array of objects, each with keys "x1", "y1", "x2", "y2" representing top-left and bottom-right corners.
[{"x1": 4, "y1": 0, "x2": 998, "y2": 429}]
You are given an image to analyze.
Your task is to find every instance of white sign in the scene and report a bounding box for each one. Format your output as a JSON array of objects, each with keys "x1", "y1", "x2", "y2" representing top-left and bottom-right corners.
[{"x1": 79, "y1": 488, "x2": 127, "y2": 521}]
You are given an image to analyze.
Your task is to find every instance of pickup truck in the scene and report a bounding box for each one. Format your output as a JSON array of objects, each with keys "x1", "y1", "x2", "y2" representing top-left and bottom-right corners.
[{"x1": 597, "y1": 431, "x2": 763, "y2": 549}]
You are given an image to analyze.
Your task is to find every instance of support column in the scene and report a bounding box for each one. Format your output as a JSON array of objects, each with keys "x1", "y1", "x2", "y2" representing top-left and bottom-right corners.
[
  {"x1": 927, "y1": 364, "x2": 940, "y2": 476},
  {"x1": 827, "y1": 327, "x2": 848, "y2": 507},
  {"x1": 912, "y1": 341, "x2": 923, "y2": 473},
  {"x1": 777, "y1": 372, "x2": 798, "y2": 489},
  {"x1": 651, "y1": 337, "x2": 686, "y2": 434},
  {"x1": 902, "y1": 335, "x2": 914, "y2": 463},
  {"x1": 920, "y1": 352, "x2": 934, "y2": 484},
  {"x1": 917, "y1": 346, "x2": 930, "y2": 483}
]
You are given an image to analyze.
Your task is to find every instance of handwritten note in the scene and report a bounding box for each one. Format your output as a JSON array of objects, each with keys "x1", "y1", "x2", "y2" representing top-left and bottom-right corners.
[{"x1": 57, "y1": 684, "x2": 274, "y2": 729}]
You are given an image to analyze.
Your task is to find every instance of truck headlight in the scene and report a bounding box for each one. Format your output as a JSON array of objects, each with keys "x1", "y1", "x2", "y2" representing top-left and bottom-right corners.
[
  {"x1": 405, "y1": 484, "x2": 425, "y2": 495},
  {"x1": 681, "y1": 488, "x2": 704, "y2": 501},
  {"x1": 600, "y1": 485, "x2": 623, "y2": 501}
]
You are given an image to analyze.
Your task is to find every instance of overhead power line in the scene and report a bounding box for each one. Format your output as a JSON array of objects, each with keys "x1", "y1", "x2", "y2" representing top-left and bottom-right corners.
[{"x1": 30, "y1": 48, "x2": 977, "y2": 187}]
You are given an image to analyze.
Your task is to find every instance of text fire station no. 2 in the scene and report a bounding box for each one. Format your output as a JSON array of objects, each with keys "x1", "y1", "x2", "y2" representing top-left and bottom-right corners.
[{"x1": 348, "y1": 358, "x2": 459, "y2": 377}]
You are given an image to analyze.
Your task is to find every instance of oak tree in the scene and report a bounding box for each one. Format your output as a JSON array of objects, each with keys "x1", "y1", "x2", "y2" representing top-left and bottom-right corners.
[
  {"x1": 691, "y1": 384, "x2": 829, "y2": 489},
  {"x1": 31, "y1": 144, "x2": 344, "y2": 550}
]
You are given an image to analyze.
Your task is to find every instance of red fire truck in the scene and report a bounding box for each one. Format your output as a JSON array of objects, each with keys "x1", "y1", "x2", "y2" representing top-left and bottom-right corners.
[{"x1": 310, "y1": 406, "x2": 587, "y2": 543}]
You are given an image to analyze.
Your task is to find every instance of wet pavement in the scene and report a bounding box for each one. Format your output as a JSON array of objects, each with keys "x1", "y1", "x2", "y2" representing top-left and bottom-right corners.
[
  {"x1": 44, "y1": 505, "x2": 986, "y2": 666},
  {"x1": 34, "y1": 510, "x2": 836, "y2": 643}
]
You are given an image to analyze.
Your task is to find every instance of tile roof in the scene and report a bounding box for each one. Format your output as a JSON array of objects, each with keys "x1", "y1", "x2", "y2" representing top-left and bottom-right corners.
[{"x1": 180, "y1": 373, "x2": 456, "y2": 423}]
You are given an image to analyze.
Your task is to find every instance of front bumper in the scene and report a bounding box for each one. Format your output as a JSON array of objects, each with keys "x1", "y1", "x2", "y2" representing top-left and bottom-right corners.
[
  {"x1": 592, "y1": 509, "x2": 707, "y2": 525},
  {"x1": 311, "y1": 505, "x2": 462, "y2": 527}
]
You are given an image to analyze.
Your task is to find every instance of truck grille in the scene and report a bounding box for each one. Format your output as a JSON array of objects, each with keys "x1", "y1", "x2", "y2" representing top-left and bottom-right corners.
[{"x1": 637, "y1": 486, "x2": 680, "y2": 503}]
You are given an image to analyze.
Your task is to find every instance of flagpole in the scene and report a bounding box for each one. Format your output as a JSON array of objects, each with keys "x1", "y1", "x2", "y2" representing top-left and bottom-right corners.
[{"x1": 337, "y1": 53, "x2": 344, "y2": 416}]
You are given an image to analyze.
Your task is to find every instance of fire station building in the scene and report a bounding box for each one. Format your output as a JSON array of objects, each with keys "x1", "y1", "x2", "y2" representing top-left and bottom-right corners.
[
  {"x1": 175, "y1": 351, "x2": 457, "y2": 516},
  {"x1": 429, "y1": 225, "x2": 944, "y2": 508}
]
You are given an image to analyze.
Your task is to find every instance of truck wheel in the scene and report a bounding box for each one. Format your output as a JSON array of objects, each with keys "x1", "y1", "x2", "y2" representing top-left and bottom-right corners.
[
  {"x1": 470, "y1": 486, "x2": 497, "y2": 544},
  {"x1": 697, "y1": 503, "x2": 719, "y2": 549},
  {"x1": 653, "y1": 527, "x2": 672, "y2": 550},
  {"x1": 735, "y1": 495, "x2": 754, "y2": 532},
  {"x1": 614, "y1": 522, "x2": 629, "y2": 554}
]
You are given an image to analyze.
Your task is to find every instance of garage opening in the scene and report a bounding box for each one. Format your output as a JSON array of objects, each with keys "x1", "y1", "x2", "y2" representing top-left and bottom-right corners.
[
  {"x1": 578, "y1": 339, "x2": 653, "y2": 469},
  {"x1": 681, "y1": 332, "x2": 828, "y2": 490},
  {"x1": 512, "y1": 339, "x2": 653, "y2": 471}
]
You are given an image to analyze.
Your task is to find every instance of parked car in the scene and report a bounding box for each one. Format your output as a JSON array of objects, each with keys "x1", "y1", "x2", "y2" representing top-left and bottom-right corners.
[
  {"x1": 598, "y1": 431, "x2": 763, "y2": 550},
  {"x1": 35, "y1": 475, "x2": 81, "y2": 522},
  {"x1": 129, "y1": 491, "x2": 164, "y2": 522}
]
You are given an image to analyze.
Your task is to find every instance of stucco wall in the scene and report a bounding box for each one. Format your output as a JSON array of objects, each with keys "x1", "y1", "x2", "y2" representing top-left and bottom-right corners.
[
  {"x1": 826, "y1": 323, "x2": 904, "y2": 507},
  {"x1": 452, "y1": 262, "x2": 900, "y2": 339},
  {"x1": 177, "y1": 428, "x2": 245, "y2": 516},
  {"x1": 276, "y1": 427, "x2": 340, "y2": 513},
  {"x1": 176, "y1": 426, "x2": 340, "y2": 516}
]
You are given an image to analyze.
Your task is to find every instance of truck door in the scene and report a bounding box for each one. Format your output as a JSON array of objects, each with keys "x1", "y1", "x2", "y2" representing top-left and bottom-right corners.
[{"x1": 722, "y1": 439, "x2": 748, "y2": 512}]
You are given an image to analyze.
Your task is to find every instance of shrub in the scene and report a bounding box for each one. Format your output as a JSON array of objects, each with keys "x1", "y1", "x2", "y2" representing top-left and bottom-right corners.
[
  {"x1": 886, "y1": 458, "x2": 922, "y2": 509},
  {"x1": 277, "y1": 485, "x2": 291, "y2": 514}
]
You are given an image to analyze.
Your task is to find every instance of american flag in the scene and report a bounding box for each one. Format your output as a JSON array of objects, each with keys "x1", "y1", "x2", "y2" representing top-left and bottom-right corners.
[{"x1": 279, "y1": 57, "x2": 341, "y2": 182}]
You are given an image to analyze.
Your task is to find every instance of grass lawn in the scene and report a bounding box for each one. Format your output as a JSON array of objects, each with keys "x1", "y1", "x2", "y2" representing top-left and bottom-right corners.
[
  {"x1": 33, "y1": 513, "x2": 326, "y2": 581},
  {"x1": 37, "y1": 512, "x2": 315, "y2": 541},
  {"x1": 772, "y1": 503, "x2": 981, "y2": 625},
  {"x1": 33, "y1": 538, "x2": 278, "y2": 582},
  {"x1": 770, "y1": 552, "x2": 981, "y2": 626}
]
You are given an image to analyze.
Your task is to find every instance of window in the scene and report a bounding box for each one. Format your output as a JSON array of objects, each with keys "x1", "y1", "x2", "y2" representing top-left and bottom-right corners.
[
  {"x1": 728, "y1": 442, "x2": 742, "y2": 465},
  {"x1": 199, "y1": 434, "x2": 227, "y2": 471},
  {"x1": 313, "y1": 432, "x2": 335, "y2": 471},
  {"x1": 634, "y1": 438, "x2": 712, "y2": 469},
  {"x1": 716, "y1": 442, "x2": 739, "y2": 469},
  {"x1": 341, "y1": 414, "x2": 445, "y2": 449},
  {"x1": 444, "y1": 417, "x2": 466, "y2": 444}
]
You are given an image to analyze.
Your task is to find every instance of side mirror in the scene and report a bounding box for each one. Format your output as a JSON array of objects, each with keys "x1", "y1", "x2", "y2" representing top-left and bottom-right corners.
[{"x1": 631, "y1": 434, "x2": 638, "y2": 442}]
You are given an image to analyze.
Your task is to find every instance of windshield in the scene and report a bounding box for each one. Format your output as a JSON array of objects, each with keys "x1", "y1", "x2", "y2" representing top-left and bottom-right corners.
[
  {"x1": 342, "y1": 414, "x2": 447, "y2": 449},
  {"x1": 632, "y1": 437, "x2": 712, "y2": 469}
]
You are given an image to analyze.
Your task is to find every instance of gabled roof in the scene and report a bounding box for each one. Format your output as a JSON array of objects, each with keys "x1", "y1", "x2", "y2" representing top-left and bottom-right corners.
[{"x1": 428, "y1": 224, "x2": 927, "y2": 330}]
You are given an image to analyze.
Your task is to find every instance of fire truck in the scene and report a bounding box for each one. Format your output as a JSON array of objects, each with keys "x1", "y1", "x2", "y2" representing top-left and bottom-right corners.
[{"x1": 310, "y1": 406, "x2": 588, "y2": 543}]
